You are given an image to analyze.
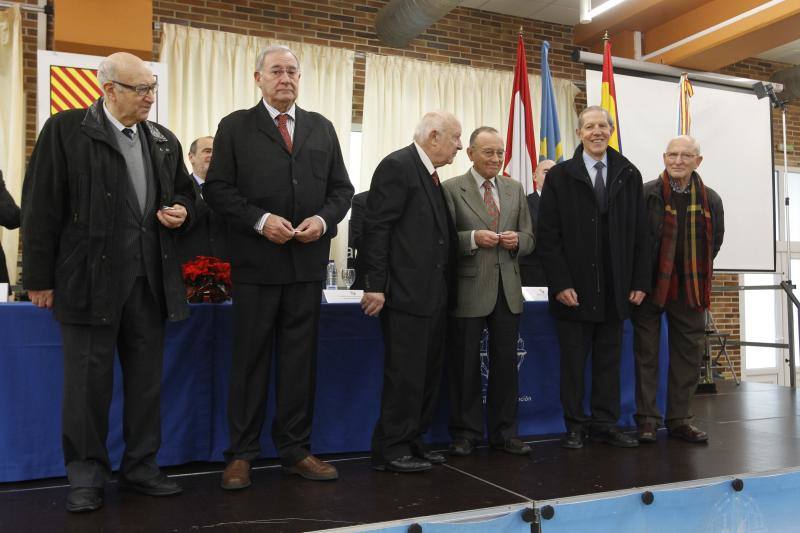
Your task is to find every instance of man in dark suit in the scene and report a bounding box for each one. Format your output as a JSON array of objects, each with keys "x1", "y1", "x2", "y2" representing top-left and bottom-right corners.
[
  {"x1": 537, "y1": 106, "x2": 650, "y2": 450},
  {"x1": 442, "y1": 127, "x2": 535, "y2": 457},
  {"x1": 22, "y1": 52, "x2": 195, "y2": 512},
  {"x1": 0, "y1": 170, "x2": 20, "y2": 291},
  {"x1": 204, "y1": 45, "x2": 353, "y2": 488},
  {"x1": 360, "y1": 110, "x2": 461, "y2": 473},
  {"x1": 175, "y1": 136, "x2": 228, "y2": 265},
  {"x1": 519, "y1": 159, "x2": 554, "y2": 287},
  {"x1": 347, "y1": 191, "x2": 368, "y2": 290}
]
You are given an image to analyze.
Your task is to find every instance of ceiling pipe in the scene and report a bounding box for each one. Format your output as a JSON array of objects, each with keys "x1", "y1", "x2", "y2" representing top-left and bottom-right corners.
[{"x1": 375, "y1": 0, "x2": 463, "y2": 48}]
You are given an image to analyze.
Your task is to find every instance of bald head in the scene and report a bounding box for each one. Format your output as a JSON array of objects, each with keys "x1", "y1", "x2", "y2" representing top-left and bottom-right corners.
[
  {"x1": 413, "y1": 111, "x2": 463, "y2": 168},
  {"x1": 97, "y1": 52, "x2": 157, "y2": 127}
]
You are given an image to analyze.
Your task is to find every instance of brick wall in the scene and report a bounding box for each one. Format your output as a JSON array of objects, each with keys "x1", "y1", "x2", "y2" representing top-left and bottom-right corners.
[{"x1": 13, "y1": 0, "x2": 800, "y2": 379}]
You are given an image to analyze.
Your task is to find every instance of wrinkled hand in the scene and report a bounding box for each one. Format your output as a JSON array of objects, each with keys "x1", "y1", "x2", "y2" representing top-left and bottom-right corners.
[
  {"x1": 29, "y1": 289, "x2": 54, "y2": 309},
  {"x1": 629, "y1": 290, "x2": 646, "y2": 305},
  {"x1": 475, "y1": 230, "x2": 499, "y2": 248},
  {"x1": 156, "y1": 204, "x2": 187, "y2": 229},
  {"x1": 498, "y1": 231, "x2": 518, "y2": 250},
  {"x1": 361, "y1": 291, "x2": 385, "y2": 317},
  {"x1": 294, "y1": 216, "x2": 324, "y2": 243},
  {"x1": 556, "y1": 288, "x2": 579, "y2": 307},
  {"x1": 262, "y1": 214, "x2": 295, "y2": 244}
]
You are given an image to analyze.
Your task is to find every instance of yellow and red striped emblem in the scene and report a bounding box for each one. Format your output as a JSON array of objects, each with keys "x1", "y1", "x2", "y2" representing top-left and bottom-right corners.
[{"x1": 49, "y1": 66, "x2": 101, "y2": 115}]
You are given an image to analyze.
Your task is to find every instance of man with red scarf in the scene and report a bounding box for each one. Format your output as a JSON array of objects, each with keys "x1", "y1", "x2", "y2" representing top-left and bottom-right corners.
[{"x1": 633, "y1": 135, "x2": 724, "y2": 444}]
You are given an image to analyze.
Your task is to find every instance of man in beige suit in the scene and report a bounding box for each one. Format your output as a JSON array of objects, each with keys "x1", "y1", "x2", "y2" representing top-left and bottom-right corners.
[{"x1": 442, "y1": 127, "x2": 535, "y2": 457}]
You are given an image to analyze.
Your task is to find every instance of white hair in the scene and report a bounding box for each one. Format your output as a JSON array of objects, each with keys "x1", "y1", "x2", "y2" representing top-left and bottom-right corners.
[
  {"x1": 96, "y1": 58, "x2": 116, "y2": 91},
  {"x1": 413, "y1": 111, "x2": 457, "y2": 143},
  {"x1": 578, "y1": 105, "x2": 614, "y2": 129},
  {"x1": 667, "y1": 135, "x2": 702, "y2": 155},
  {"x1": 255, "y1": 45, "x2": 300, "y2": 72}
]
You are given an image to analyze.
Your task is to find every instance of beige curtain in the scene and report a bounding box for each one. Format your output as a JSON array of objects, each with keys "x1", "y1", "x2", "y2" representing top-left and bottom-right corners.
[
  {"x1": 159, "y1": 24, "x2": 355, "y2": 269},
  {"x1": 360, "y1": 53, "x2": 579, "y2": 191},
  {"x1": 0, "y1": 6, "x2": 24, "y2": 291}
]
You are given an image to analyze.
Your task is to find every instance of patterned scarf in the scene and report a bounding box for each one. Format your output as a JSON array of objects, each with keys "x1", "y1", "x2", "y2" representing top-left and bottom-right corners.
[{"x1": 652, "y1": 170, "x2": 713, "y2": 309}]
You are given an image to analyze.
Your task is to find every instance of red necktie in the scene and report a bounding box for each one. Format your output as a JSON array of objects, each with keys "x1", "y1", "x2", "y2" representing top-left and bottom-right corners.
[
  {"x1": 431, "y1": 170, "x2": 440, "y2": 187},
  {"x1": 483, "y1": 180, "x2": 499, "y2": 232},
  {"x1": 276, "y1": 113, "x2": 293, "y2": 153}
]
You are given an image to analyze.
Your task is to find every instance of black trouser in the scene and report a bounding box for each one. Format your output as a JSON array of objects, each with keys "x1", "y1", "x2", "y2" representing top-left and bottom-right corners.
[
  {"x1": 632, "y1": 288, "x2": 705, "y2": 429},
  {"x1": 225, "y1": 281, "x2": 321, "y2": 467},
  {"x1": 60, "y1": 276, "x2": 165, "y2": 488},
  {"x1": 448, "y1": 278, "x2": 521, "y2": 445},
  {"x1": 556, "y1": 318, "x2": 624, "y2": 433},
  {"x1": 371, "y1": 283, "x2": 447, "y2": 464}
]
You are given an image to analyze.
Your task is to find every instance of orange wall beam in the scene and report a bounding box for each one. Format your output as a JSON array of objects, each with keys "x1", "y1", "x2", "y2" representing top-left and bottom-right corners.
[{"x1": 54, "y1": 0, "x2": 153, "y2": 60}]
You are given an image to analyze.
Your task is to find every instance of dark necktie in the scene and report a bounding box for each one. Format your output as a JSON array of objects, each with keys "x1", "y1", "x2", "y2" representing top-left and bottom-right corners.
[
  {"x1": 594, "y1": 161, "x2": 607, "y2": 213},
  {"x1": 431, "y1": 170, "x2": 440, "y2": 187},
  {"x1": 483, "y1": 180, "x2": 499, "y2": 231},
  {"x1": 276, "y1": 113, "x2": 293, "y2": 152},
  {"x1": 122, "y1": 127, "x2": 134, "y2": 140}
]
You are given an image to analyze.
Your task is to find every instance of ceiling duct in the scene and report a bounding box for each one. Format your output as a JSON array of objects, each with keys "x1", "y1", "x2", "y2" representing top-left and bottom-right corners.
[
  {"x1": 770, "y1": 65, "x2": 800, "y2": 103},
  {"x1": 375, "y1": 0, "x2": 463, "y2": 48}
]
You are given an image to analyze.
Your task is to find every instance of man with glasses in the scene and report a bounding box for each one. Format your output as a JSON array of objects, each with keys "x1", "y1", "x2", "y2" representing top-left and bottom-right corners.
[
  {"x1": 23, "y1": 52, "x2": 195, "y2": 512},
  {"x1": 632, "y1": 135, "x2": 724, "y2": 444},
  {"x1": 204, "y1": 45, "x2": 353, "y2": 488},
  {"x1": 441, "y1": 127, "x2": 534, "y2": 457}
]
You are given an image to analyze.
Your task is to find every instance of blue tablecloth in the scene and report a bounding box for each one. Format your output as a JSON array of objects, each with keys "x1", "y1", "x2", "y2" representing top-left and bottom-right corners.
[{"x1": 0, "y1": 302, "x2": 667, "y2": 482}]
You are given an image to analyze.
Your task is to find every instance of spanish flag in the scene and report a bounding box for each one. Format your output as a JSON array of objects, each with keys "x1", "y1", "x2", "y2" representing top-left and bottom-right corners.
[
  {"x1": 600, "y1": 38, "x2": 621, "y2": 153},
  {"x1": 677, "y1": 73, "x2": 694, "y2": 135}
]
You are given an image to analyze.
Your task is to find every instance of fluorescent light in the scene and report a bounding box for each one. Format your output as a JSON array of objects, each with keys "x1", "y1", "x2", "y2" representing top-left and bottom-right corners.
[{"x1": 587, "y1": 0, "x2": 629, "y2": 19}]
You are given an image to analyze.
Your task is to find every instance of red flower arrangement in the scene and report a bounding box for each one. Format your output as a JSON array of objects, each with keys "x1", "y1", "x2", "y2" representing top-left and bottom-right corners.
[{"x1": 181, "y1": 256, "x2": 232, "y2": 303}]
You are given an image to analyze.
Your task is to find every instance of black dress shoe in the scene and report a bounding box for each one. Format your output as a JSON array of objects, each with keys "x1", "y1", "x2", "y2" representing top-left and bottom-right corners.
[
  {"x1": 561, "y1": 431, "x2": 584, "y2": 449},
  {"x1": 668, "y1": 424, "x2": 708, "y2": 443},
  {"x1": 592, "y1": 427, "x2": 639, "y2": 448},
  {"x1": 418, "y1": 450, "x2": 446, "y2": 464},
  {"x1": 449, "y1": 439, "x2": 475, "y2": 457},
  {"x1": 492, "y1": 437, "x2": 532, "y2": 455},
  {"x1": 373, "y1": 455, "x2": 432, "y2": 473},
  {"x1": 66, "y1": 487, "x2": 103, "y2": 513},
  {"x1": 118, "y1": 472, "x2": 183, "y2": 496}
]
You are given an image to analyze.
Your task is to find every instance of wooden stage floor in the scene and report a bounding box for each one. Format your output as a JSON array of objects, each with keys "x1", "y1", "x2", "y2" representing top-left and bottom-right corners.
[{"x1": 1, "y1": 381, "x2": 798, "y2": 532}]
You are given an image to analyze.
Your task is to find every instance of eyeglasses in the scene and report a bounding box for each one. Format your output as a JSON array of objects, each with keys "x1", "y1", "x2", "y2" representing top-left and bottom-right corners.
[
  {"x1": 665, "y1": 152, "x2": 698, "y2": 161},
  {"x1": 112, "y1": 80, "x2": 158, "y2": 97},
  {"x1": 266, "y1": 68, "x2": 299, "y2": 79}
]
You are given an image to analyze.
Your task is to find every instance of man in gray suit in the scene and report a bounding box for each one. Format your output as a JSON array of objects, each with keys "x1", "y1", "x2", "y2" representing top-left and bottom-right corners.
[{"x1": 442, "y1": 127, "x2": 535, "y2": 456}]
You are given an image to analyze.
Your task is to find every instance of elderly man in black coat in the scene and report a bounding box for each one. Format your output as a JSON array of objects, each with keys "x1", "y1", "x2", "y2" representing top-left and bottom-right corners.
[
  {"x1": 537, "y1": 106, "x2": 651, "y2": 450},
  {"x1": 0, "y1": 171, "x2": 20, "y2": 290},
  {"x1": 23, "y1": 52, "x2": 195, "y2": 512}
]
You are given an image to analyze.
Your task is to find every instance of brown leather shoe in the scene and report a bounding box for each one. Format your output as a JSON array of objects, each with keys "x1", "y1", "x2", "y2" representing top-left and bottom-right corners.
[
  {"x1": 283, "y1": 455, "x2": 338, "y2": 481},
  {"x1": 668, "y1": 424, "x2": 708, "y2": 443},
  {"x1": 638, "y1": 422, "x2": 657, "y2": 443},
  {"x1": 221, "y1": 459, "x2": 251, "y2": 490}
]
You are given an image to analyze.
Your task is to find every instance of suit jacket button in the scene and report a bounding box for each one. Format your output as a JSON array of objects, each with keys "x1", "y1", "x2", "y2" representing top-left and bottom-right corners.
[
  {"x1": 293, "y1": 179, "x2": 298, "y2": 185},
  {"x1": 436, "y1": 263, "x2": 441, "y2": 269},
  {"x1": 438, "y1": 239, "x2": 444, "y2": 245}
]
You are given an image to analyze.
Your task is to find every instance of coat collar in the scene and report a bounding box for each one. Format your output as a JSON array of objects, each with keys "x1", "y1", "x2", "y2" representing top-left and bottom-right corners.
[
  {"x1": 253, "y1": 100, "x2": 310, "y2": 155},
  {"x1": 407, "y1": 144, "x2": 447, "y2": 234},
  {"x1": 567, "y1": 144, "x2": 630, "y2": 191},
  {"x1": 82, "y1": 97, "x2": 167, "y2": 145}
]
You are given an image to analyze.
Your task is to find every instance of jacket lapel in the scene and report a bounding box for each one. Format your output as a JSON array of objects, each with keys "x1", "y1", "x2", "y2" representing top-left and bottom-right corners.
[
  {"x1": 292, "y1": 106, "x2": 312, "y2": 155},
  {"x1": 459, "y1": 173, "x2": 493, "y2": 229},
  {"x1": 496, "y1": 176, "x2": 514, "y2": 231},
  {"x1": 254, "y1": 101, "x2": 290, "y2": 154},
  {"x1": 410, "y1": 145, "x2": 446, "y2": 234}
]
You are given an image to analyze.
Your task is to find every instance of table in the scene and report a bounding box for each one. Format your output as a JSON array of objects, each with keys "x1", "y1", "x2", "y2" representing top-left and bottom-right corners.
[{"x1": 0, "y1": 302, "x2": 668, "y2": 482}]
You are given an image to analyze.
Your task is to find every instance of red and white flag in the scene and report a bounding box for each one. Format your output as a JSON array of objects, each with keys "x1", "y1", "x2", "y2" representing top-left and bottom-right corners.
[{"x1": 503, "y1": 33, "x2": 537, "y2": 195}]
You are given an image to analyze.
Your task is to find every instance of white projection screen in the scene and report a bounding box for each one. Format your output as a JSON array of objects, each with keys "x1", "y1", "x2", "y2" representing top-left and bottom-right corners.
[{"x1": 586, "y1": 68, "x2": 775, "y2": 272}]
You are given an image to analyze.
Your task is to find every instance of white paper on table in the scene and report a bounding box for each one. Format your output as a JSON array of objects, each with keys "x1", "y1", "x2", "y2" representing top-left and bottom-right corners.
[
  {"x1": 0, "y1": 284, "x2": 7, "y2": 303},
  {"x1": 324, "y1": 289, "x2": 363, "y2": 303},
  {"x1": 521, "y1": 286, "x2": 548, "y2": 302}
]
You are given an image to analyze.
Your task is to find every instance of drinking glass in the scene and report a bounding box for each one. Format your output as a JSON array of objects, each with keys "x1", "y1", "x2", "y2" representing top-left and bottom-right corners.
[{"x1": 341, "y1": 268, "x2": 356, "y2": 290}]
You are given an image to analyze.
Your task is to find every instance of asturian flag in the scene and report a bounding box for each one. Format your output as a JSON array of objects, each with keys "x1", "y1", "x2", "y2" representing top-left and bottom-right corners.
[
  {"x1": 503, "y1": 33, "x2": 537, "y2": 196},
  {"x1": 539, "y1": 40, "x2": 563, "y2": 168},
  {"x1": 600, "y1": 38, "x2": 622, "y2": 153},
  {"x1": 677, "y1": 73, "x2": 694, "y2": 135}
]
